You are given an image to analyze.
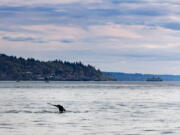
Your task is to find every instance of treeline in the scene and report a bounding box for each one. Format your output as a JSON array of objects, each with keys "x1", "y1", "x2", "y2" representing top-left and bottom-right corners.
[{"x1": 0, "y1": 54, "x2": 115, "y2": 81}]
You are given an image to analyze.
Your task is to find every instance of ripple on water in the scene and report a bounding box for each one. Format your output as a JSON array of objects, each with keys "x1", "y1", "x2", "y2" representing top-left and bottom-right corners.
[
  {"x1": 0, "y1": 123, "x2": 14, "y2": 129},
  {"x1": 3, "y1": 110, "x2": 62, "y2": 114},
  {"x1": 125, "y1": 134, "x2": 141, "y2": 135},
  {"x1": 143, "y1": 129, "x2": 159, "y2": 132},
  {"x1": 161, "y1": 131, "x2": 174, "y2": 134},
  {"x1": 0, "y1": 123, "x2": 12, "y2": 126},
  {"x1": 0, "y1": 127, "x2": 14, "y2": 129},
  {"x1": 4, "y1": 110, "x2": 20, "y2": 113}
]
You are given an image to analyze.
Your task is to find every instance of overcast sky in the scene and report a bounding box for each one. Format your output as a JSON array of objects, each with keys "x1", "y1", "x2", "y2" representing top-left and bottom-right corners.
[{"x1": 1, "y1": 0, "x2": 180, "y2": 74}]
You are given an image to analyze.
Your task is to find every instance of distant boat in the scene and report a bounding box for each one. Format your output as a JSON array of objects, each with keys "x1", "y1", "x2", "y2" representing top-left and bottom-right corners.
[
  {"x1": 146, "y1": 76, "x2": 163, "y2": 81},
  {"x1": 44, "y1": 77, "x2": 50, "y2": 83},
  {"x1": 44, "y1": 79, "x2": 50, "y2": 83}
]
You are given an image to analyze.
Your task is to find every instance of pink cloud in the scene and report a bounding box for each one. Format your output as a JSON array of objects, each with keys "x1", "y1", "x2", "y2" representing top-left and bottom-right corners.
[{"x1": 89, "y1": 24, "x2": 142, "y2": 39}]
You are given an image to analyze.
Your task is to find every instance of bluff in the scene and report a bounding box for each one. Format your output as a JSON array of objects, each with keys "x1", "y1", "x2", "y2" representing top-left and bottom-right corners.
[{"x1": 0, "y1": 54, "x2": 114, "y2": 81}]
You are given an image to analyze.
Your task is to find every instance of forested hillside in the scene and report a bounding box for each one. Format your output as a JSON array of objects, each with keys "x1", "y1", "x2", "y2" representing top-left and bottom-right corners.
[{"x1": 0, "y1": 54, "x2": 114, "y2": 81}]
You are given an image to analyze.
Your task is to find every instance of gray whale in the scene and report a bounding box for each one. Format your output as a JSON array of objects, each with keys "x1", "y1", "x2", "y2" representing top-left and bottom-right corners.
[{"x1": 48, "y1": 103, "x2": 66, "y2": 113}]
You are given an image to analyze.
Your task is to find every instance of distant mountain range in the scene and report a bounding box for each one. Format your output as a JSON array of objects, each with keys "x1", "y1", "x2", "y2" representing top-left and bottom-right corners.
[
  {"x1": 104, "y1": 72, "x2": 180, "y2": 81},
  {"x1": 0, "y1": 54, "x2": 114, "y2": 81}
]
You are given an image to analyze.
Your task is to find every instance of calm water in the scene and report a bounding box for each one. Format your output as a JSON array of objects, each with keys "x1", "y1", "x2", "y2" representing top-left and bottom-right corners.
[{"x1": 1, "y1": 81, "x2": 180, "y2": 135}]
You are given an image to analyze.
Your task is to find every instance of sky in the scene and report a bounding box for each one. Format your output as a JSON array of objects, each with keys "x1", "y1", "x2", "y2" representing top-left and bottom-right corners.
[{"x1": 1, "y1": 0, "x2": 180, "y2": 74}]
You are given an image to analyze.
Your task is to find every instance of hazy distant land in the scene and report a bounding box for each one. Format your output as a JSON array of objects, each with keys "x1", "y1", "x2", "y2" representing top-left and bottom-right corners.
[{"x1": 106, "y1": 72, "x2": 180, "y2": 81}]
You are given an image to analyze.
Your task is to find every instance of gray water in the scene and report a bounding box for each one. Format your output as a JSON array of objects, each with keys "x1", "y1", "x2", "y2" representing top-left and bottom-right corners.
[{"x1": 1, "y1": 81, "x2": 180, "y2": 135}]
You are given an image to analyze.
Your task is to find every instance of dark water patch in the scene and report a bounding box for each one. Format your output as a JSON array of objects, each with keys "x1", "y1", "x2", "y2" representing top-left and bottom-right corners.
[
  {"x1": 4, "y1": 110, "x2": 34, "y2": 113},
  {"x1": 83, "y1": 110, "x2": 90, "y2": 113},
  {"x1": 0, "y1": 124, "x2": 14, "y2": 129},
  {"x1": 99, "y1": 106, "x2": 117, "y2": 110},
  {"x1": 23, "y1": 107, "x2": 35, "y2": 109},
  {"x1": 156, "y1": 119, "x2": 165, "y2": 122},
  {"x1": 0, "y1": 127, "x2": 14, "y2": 129},
  {"x1": 34, "y1": 110, "x2": 59, "y2": 114},
  {"x1": 117, "y1": 103, "x2": 126, "y2": 107},
  {"x1": 23, "y1": 110, "x2": 33, "y2": 113},
  {"x1": 104, "y1": 117, "x2": 120, "y2": 121},
  {"x1": 35, "y1": 123, "x2": 46, "y2": 126},
  {"x1": 134, "y1": 111, "x2": 144, "y2": 114},
  {"x1": 112, "y1": 134, "x2": 123, "y2": 135},
  {"x1": 32, "y1": 110, "x2": 85, "y2": 114},
  {"x1": 125, "y1": 134, "x2": 141, "y2": 135},
  {"x1": 131, "y1": 112, "x2": 145, "y2": 118},
  {"x1": 3, "y1": 110, "x2": 63, "y2": 114},
  {"x1": 4, "y1": 110, "x2": 20, "y2": 113},
  {"x1": 4, "y1": 104, "x2": 14, "y2": 107},
  {"x1": 136, "y1": 104, "x2": 149, "y2": 109},
  {"x1": 33, "y1": 120, "x2": 42, "y2": 122},
  {"x1": 67, "y1": 110, "x2": 81, "y2": 113},
  {"x1": 144, "y1": 129, "x2": 158, "y2": 132},
  {"x1": 35, "y1": 124, "x2": 55, "y2": 128},
  {"x1": 65, "y1": 122, "x2": 79, "y2": 125},
  {"x1": 0, "y1": 123, "x2": 12, "y2": 126},
  {"x1": 64, "y1": 122, "x2": 79, "y2": 128},
  {"x1": 161, "y1": 131, "x2": 174, "y2": 134},
  {"x1": 80, "y1": 118, "x2": 90, "y2": 121},
  {"x1": 156, "y1": 102, "x2": 180, "y2": 110}
]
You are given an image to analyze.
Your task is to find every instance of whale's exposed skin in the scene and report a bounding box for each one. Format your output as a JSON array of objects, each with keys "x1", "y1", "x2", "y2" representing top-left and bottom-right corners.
[{"x1": 48, "y1": 103, "x2": 66, "y2": 113}]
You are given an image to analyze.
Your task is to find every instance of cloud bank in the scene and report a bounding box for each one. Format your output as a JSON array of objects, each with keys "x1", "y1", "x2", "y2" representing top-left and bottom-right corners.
[{"x1": 1, "y1": 0, "x2": 180, "y2": 74}]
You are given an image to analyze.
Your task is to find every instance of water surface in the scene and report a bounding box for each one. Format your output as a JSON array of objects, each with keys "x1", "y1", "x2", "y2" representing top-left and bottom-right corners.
[{"x1": 0, "y1": 81, "x2": 180, "y2": 135}]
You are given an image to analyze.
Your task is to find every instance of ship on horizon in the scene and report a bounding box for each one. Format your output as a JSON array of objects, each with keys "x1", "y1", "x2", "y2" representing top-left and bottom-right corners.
[{"x1": 146, "y1": 76, "x2": 163, "y2": 81}]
